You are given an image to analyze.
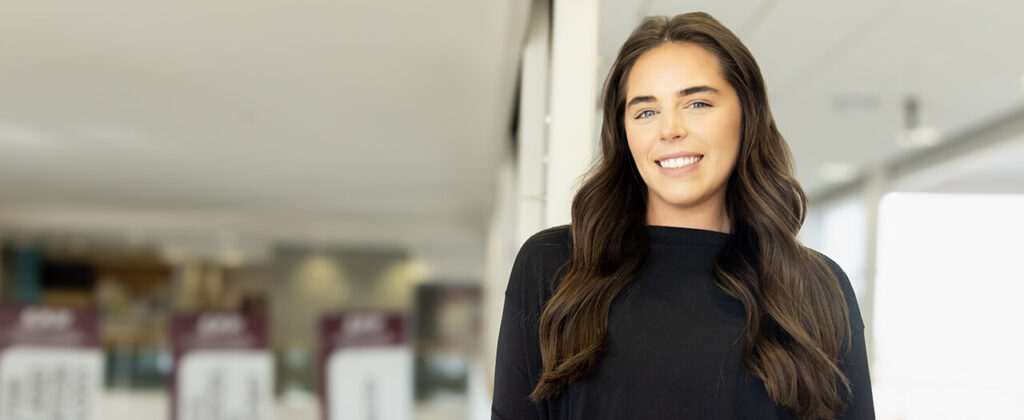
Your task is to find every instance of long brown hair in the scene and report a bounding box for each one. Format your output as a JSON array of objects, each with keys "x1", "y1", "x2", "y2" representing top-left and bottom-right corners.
[{"x1": 530, "y1": 12, "x2": 853, "y2": 419}]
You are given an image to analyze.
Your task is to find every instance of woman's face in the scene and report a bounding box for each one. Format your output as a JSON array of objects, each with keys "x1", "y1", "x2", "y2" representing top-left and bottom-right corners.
[{"x1": 623, "y1": 42, "x2": 742, "y2": 224}]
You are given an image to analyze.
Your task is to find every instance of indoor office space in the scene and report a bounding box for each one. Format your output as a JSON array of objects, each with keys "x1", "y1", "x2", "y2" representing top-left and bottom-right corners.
[{"x1": 0, "y1": 1, "x2": 1021, "y2": 420}]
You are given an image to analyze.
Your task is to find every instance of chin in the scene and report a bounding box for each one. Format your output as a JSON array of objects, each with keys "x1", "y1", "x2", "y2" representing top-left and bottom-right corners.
[
  {"x1": 651, "y1": 181, "x2": 723, "y2": 208},
  {"x1": 654, "y1": 191, "x2": 705, "y2": 208}
]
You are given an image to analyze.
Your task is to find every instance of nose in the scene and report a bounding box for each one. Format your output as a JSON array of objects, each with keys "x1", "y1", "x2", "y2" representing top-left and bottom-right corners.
[{"x1": 659, "y1": 110, "x2": 686, "y2": 142}]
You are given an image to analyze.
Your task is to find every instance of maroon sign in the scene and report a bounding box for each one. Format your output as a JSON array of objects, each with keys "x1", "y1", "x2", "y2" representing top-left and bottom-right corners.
[
  {"x1": 319, "y1": 311, "x2": 410, "y2": 420},
  {"x1": 170, "y1": 312, "x2": 271, "y2": 420},
  {"x1": 0, "y1": 305, "x2": 100, "y2": 350},
  {"x1": 171, "y1": 312, "x2": 268, "y2": 355}
]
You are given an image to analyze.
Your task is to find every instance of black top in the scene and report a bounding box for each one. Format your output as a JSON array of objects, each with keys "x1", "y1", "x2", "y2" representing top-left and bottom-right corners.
[{"x1": 491, "y1": 225, "x2": 874, "y2": 419}]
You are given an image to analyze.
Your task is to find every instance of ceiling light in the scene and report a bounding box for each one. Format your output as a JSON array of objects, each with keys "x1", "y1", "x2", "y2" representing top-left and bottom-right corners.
[
  {"x1": 220, "y1": 248, "x2": 246, "y2": 268},
  {"x1": 897, "y1": 95, "x2": 941, "y2": 149},
  {"x1": 821, "y1": 162, "x2": 859, "y2": 183},
  {"x1": 895, "y1": 126, "x2": 941, "y2": 149}
]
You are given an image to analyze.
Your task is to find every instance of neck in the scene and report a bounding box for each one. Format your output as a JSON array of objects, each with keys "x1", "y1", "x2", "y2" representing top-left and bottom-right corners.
[{"x1": 646, "y1": 197, "x2": 731, "y2": 234}]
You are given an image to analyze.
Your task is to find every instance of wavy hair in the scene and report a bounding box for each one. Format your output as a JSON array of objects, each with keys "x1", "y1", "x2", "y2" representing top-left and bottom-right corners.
[{"x1": 529, "y1": 12, "x2": 853, "y2": 419}]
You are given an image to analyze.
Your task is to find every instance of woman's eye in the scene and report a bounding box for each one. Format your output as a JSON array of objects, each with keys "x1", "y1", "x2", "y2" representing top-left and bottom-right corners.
[
  {"x1": 688, "y1": 102, "x2": 711, "y2": 109},
  {"x1": 636, "y1": 110, "x2": 656, "y2": 119}
]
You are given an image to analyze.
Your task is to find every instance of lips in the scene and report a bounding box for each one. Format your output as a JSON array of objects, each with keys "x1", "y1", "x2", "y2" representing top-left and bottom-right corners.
[
  {"x1": 653, "y1": 151, "x2": 704, "y2": 174},
  {"x1": 658, "y1": 155, "x2": 702, "y2": 169}
]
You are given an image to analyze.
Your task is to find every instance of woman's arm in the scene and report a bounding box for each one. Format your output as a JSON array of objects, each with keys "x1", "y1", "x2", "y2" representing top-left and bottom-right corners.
[
  {"x1": 837, "y1": 324, "x2": 875, "y2": 420},
  {"x1": 491, "y1": 240, "x2": 546, "y2": 420},
  {"x1": 492, "y1": 227, "x2": 570, "y2": 419},
  {"x1": 818, "y1": 250, "x2": 876, "y2": 420},
  {"x1": 491, "y1": 293, "x2": 541, "y2": 419}
]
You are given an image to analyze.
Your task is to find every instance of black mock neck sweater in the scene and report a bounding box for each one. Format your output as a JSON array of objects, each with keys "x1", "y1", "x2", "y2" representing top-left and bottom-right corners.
[{"x1": 491, "y1": 225, "x2": 874, "y2": 419}]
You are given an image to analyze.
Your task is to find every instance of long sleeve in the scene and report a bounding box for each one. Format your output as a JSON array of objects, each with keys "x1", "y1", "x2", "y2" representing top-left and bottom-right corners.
[
  {"x1": 837, "y1": 324, "x2": 875, "y2": 420},
  {"x1": 817, "y1": 250, "x2": 876, "y2": 420},
  {"x1": 492, "y1": 227, "x2": 572, "y2": 419},
  {"x1": 491, "y1": 293, "x2": 541, "y2": 419},
  {"x1": 491, "y1": 236, "x2": 548, "y2": 420}
]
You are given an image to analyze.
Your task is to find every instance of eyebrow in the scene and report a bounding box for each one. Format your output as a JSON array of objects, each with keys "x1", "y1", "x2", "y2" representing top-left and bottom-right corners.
[{"x1": 626, "y1": 85, "x2": 721, "y2": 109}]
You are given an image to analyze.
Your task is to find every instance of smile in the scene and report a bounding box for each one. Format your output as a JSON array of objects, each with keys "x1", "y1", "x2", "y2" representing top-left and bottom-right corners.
[{"x1": 657, "y1": 155, "x2": 702, "y2": 168}]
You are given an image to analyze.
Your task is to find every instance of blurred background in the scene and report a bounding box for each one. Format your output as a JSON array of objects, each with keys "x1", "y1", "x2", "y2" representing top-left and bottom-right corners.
[{"x1": 1, "y1": 0, "x2": 1022, "y2": 419}]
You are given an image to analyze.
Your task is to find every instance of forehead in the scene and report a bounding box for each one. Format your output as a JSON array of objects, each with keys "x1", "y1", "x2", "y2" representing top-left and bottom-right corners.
[{"x1": 625, "y1": 42, "x2": 725, "y2": 95}]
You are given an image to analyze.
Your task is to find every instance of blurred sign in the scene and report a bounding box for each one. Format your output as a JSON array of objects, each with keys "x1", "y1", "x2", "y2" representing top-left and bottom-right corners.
[
  {"x1": 319, "y1": 312, "x2": 411, "y2": 420},
  {"x1": 171, "y1": 312, "x2": 272, "y2": 420},
  {"x1": 0, "y1": 304, "x2": 102, "y2": 420}
]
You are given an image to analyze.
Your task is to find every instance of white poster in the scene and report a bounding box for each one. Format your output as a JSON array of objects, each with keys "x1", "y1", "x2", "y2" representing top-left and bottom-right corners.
[
  {"x1": 176, "y1": 351, "x2": 272, "y2": 420},
  {"x1": 0, "y1": 305, "x2": 102, "y2": 420},
  {"x1": 320, "y1": 312, "x2": 412, "y2": 420},
  {"x1": 171, "y1": 313, "x2": 272, "y2": 420},
  {"x1": 0, "y1": 347, "x2": 102, "y2": 420}
]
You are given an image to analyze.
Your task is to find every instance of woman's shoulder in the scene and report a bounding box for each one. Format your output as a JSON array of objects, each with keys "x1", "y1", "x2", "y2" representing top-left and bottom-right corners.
[
  {"x1": 515, "y1": 224, "x2": 572, "y2": 278},
  {"x1": 505, "y1": 225, "x2": 573, "y2": 309},
  {"x1": 807, "y1": 248, "x2": 866, "y2": 332},
  {"x1": 521, "y1": 224, "x2": 572, "y2": 253}
]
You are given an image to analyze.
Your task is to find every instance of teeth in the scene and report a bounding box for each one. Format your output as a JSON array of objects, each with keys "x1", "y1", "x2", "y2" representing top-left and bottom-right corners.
[{"x1": 658, "y1": 156, "x2": 702, "y2": 169}]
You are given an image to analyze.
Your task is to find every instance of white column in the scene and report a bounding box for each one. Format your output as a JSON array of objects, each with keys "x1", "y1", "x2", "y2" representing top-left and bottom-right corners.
[
  {"x1": 480, "y1": 0, "x2": 553, "y2": 402},
  {"x1": 861, "y1": 165, "x2": 887, "y2": 367},
  {"x1": 545, "y1": 0, "x2": 599, "y2": 227},
  {"x1": 516, "y1": 0, "x2": 551, "y2": 245}
]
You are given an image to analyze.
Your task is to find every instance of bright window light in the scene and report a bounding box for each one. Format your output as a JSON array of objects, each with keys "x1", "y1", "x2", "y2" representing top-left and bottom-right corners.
[{"x1": 873, "y1": 192, "x2": 1024, "y2": 419}]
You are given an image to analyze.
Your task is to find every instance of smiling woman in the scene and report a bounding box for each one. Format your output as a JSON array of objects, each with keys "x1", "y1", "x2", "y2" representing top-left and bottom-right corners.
[{"x1": 492, "y1": 11, "x2": 875, "y2": 420}]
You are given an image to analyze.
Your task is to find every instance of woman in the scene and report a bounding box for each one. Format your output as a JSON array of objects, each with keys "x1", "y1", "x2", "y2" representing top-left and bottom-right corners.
[{"x1": 491, "y1": 12, "x2": 874, "y2": 420}]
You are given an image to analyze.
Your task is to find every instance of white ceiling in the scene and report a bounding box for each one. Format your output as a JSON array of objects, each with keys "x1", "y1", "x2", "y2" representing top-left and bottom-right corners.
[
  {"x1": 0, "y1": 1, "x2": 529, "y2": 274},
  {"x1": 912, "y1": 138, "x2": 1024, "y2": 194},
  {"x1": 2, "y1": 0, "x2": 1023, "y2": 273}
]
